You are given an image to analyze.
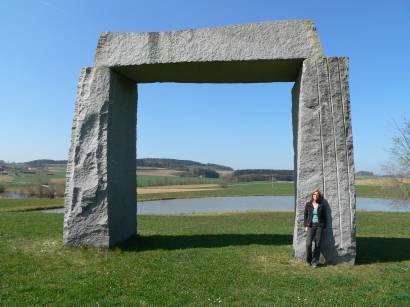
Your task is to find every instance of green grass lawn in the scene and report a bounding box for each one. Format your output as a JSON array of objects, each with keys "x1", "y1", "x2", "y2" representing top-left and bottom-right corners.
[
  {"x1": 0, "y1": 211, "x2": 409, "y2": 305},
  {"x1": 0, "y1": 198, "x2": 64, "y2": 212},
  {"x1": 356, "y1": 184, "x2": 400, "y2": 199}
]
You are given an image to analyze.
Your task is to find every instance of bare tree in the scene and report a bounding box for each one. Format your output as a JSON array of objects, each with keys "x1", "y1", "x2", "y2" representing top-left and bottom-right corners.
[{"x1": 382, "y1": 118, "x2": 410, "y2": 207}]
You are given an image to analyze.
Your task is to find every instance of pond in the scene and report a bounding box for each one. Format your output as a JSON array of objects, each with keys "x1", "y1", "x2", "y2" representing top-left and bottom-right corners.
[{"x1": 43, "y1": 196, "x2": 410, "y2": 214}]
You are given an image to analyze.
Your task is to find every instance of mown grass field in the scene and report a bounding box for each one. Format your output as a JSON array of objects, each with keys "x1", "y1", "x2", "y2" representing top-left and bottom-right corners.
[
  {"x1": 0, "y1": 198, "x2": 64, "y2": 212},
  {"x1": 0, "y1": 211, "x2": 409, "y2": 305}
]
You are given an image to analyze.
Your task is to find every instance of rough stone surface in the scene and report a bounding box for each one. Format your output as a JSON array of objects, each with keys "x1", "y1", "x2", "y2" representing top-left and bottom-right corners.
[
  {"x1": 292, "y1": 57, "x2": 356, "y2": 264},
  {"x1": 94, "y1": 20, "x2": 323, "y2": 83},
  {"x1": 65, "y1": 20, "x2": 356, "y2": 264},
  {"x1": 64, "y1": 67, "x2": 136, "y2": 247}
]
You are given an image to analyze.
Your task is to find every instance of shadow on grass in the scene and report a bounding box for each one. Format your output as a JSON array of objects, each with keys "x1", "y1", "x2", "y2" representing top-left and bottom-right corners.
[
  {"x1": 119, "y1": 234, "x2": 410, "y2": 264},
  {"x1": 356, "y1": 237, "x2": 410, "y2": 265},
  {"x1": 118, "y1": 233, "x2": 293, "y2": 251}
]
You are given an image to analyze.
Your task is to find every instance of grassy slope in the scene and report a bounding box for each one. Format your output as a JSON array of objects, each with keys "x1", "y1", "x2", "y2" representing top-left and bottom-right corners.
[
  {"x1": 0, "y1": 198, "x2": 64, "y2": 212},
  {"x1": 0, "y1": 211, "x2": 409, "y2": 305},
  {"x1": 0, "y1": 165, "x2": 67, "y2": 196}
]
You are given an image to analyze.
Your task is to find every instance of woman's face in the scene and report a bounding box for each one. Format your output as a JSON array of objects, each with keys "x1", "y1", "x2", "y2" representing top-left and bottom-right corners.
[{"x1": 312, "y1": 192, "x2": 319, "y2": 201}]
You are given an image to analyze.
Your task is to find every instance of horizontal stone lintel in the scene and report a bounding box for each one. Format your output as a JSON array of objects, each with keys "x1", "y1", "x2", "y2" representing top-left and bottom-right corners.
[{"x1": 94, "y1": 20, "x2": 324, "y2": 79}]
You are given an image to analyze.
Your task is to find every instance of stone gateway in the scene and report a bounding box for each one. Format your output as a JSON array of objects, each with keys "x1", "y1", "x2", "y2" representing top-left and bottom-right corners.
[{"x1": 64, "y1": 20, "x2": 356, "y2": 264}]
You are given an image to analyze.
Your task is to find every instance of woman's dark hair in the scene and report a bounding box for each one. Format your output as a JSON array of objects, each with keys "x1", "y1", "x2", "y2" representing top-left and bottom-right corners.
[{"x1": 310, "y1": 189, "x2": 322, "y2": 203}]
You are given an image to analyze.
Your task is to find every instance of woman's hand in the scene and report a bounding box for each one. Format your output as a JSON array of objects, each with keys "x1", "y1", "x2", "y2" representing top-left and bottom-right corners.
[{"x1": 304, "y1": 227, "x2": 308, "y2": 232}]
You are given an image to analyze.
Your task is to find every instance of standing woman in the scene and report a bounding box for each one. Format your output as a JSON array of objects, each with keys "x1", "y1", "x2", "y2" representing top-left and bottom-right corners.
[{"x1": 304, "y1": 189, "x2": 326, "y2": 267}]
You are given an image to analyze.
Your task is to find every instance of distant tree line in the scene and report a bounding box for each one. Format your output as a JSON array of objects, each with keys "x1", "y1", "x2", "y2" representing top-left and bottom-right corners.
[
  {"x1": 26, "y1": 160, "x2": 68, "y2": 167},
  {"x1": 231, "y1": 169, "x2": 294, "y2": 182},
  {"x1": 175, "y1": 168, "x2": 219, "y2": 179},
  {"x1": 355, "y1": 171, "x2": 375, "y2": 177}
]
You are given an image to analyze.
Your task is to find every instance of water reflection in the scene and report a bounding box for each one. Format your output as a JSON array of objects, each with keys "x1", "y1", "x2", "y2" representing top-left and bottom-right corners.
[
  {"x1": 136, "y1": 196, "x2": 409, "y2": 215},
  {"x1": 42, "y1": 196, "x2": 410, "y2": 215}
]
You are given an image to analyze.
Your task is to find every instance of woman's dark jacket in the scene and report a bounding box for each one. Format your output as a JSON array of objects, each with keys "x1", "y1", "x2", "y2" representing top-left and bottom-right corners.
[{"x1": 304, "y1": 201, "x2": 326, "y2": 228}]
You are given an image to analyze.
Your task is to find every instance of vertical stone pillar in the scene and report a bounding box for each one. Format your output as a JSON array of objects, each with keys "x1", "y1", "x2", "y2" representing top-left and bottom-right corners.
[
  {"x1": 292, "y1": 57, "x2": 356, "y2": 264},
  {"x1": 64, "y1": 67, "x2": 137, "y2": 247}
]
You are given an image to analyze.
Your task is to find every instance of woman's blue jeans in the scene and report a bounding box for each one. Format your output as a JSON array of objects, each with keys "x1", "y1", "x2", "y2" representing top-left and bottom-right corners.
[{"x1": 306, "y1": 225, "x2": 323, "y2": 264}]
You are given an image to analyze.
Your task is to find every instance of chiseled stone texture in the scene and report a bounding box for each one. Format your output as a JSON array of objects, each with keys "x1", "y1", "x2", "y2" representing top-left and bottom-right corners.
[
  {"x1": 95, "y1": 20, "x2": 323, "y2": 66},
  {"x1": 94, "y1": 20, "x2": 323, "y2": 83},
  {"x1": 292, "y1": 57, "x2": 356, "y2": 264},
  {"x1": 64, "y1": 67, "x2": 136, "y2": 247},
  {"x1": 65, "y1": 20, "x2": 356, "y2": 264}
]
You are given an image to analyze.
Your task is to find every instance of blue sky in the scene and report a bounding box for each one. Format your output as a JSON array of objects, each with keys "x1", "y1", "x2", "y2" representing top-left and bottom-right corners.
[{"x1": 0, "y1": 0, "x2": 409, "y2": 173}]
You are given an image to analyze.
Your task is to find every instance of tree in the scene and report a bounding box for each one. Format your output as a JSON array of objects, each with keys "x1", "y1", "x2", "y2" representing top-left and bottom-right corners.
[
  {"x1": 192, "y1": 167, "x2": 220, "y2": 179},
  {"x1": 382, "y1": 118, "x2": 410, "y2": 206}
]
